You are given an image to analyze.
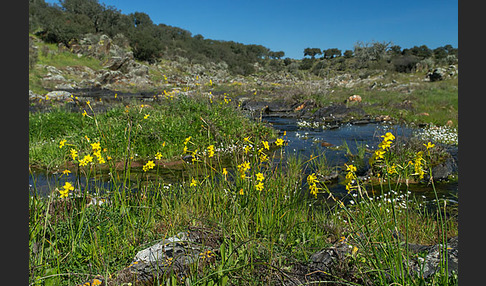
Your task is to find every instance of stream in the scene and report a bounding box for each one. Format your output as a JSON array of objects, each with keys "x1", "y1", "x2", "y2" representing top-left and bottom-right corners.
[{"x1": 29, "y1": 117, "x2": 458, "y2": 208}]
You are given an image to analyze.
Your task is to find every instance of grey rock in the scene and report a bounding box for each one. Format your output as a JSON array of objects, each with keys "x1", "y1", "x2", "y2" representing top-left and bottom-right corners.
[
  {"x1": 407, "y1": 236, "x2": 458, "y2": 278},
  {"x1": 45, "y1": 90, "x2": 73, "y2": 101},
  {"x1": 427, "y1": 68, "x2": 447, "y2": 82}
]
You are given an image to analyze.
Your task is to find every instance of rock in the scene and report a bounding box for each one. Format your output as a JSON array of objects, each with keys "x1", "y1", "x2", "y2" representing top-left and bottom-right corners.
[
  {"x1": 346, "y1": 94, "x2": 362, "y2": 103},
  {"x1": 427, "y1": 68, "x2": 447, "y2": 82},
  {"x1": 430, "y1": 155, "x2": 458, "y2": 181},
  {"x1": 45, "y1": 90, "x2": 73, "y2": 101},
  {"x1": 309, "y1": 240, "x2": 354, "y2": 272},
  {"x1": 309, "y1": 236, "x2": 458, "y2": 280},
  {"x1": 80, "y1": 228, "x2": 221, "y2": 286},
  {"x1": 407, "y1": 236, "x2": 458, "y2": 278}
]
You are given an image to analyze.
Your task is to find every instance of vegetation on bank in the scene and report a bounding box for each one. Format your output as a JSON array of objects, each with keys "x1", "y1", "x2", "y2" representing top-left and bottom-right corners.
[
  {"x1": 29, "y1": 93, "x2": 276, "y2": 171},
  {"x1": 29, "y1": 100, "x2": 458, "y2": 284}
]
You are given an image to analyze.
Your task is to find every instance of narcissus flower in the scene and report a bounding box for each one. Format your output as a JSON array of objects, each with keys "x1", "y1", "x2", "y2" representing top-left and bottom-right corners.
[
  {"x1": 262, "y1": 141, "x2": 270, "y2": 150},
  {"x1": 143, "y1": 160, "x2": 155, "y2": 172},
  {"x1": 59, "y1": 182, "x2": 74, "y2": 198},
  {"x1": 255, "y1": 172, "x2": 265, "y2": 182},
  {"x1": 59, "y1": 139, "x2": 67, "y2": 149},
  {"x1": 275, "y1": 138, "x2": 284, "y2": 146},
  {"x1": 207, "y1": 145, "x2": 215, "y2": 158},
  {"x1": 424, "y1": 142, "x2": 435, "y2": 150},
  {"x1": 255, "y1": 181, "x2": 264, "y2": 191}
]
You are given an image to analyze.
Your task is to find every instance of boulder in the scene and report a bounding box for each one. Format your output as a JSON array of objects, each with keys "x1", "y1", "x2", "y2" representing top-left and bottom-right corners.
[
  {"x1": 45, "y1": 90, "x2": 73, "y2": 101},
  {"x1": 427, "y1": 68, "x2": 447, "y2": 82},
  {"x1": 308, "y1": 236, "x2": 458, "y2": 280},
  {"x1": 76, "y1": 229, "x2": 220, "y2": 286}
]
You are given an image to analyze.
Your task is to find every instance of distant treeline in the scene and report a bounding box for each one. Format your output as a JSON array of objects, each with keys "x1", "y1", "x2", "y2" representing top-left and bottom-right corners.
[
  {"x1": 29, "y1": 0, "x2": 287, "y2": 75},
  {"x1": 29, "y1": 0, "x2": 457, "y2": 75},
  {"x1": 300, "y1": 42, "x2": 458, "y2": 73}
]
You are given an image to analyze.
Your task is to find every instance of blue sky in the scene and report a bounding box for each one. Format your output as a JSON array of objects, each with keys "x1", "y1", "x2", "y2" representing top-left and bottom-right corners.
[{"x1": 44, "y1": 0, "x2": 458, "y2": 59}]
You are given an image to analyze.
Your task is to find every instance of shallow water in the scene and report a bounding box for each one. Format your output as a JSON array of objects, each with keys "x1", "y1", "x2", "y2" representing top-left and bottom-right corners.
[{"x1": 29, "y1": 117, "x2": 458, "y2": 204}]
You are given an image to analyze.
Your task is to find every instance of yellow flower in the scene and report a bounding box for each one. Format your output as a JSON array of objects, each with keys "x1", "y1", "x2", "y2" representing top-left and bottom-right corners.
[
  {"x1": 262, "y1": 141, "x2": 269, "y2": 150},
  {"x1": 243, "y1": 136, "x2": 251, "y2": 143},
  {"x1": 381, "y1": 132, "x2": 395, "y2": 142},
  {"x1": 345, "y1": 164, "x2": 357, "y2": 173},
  {"x1": 309, "y1": 183, "x2": 320, "y2": 198},
  {"x1": 239, "y1": 188, "x2": 244, "y2": 195},
  {"x1": 255, "y1": 172, "x2": 265, "y2": 182},
  {"x1": 86, "y1": 100, "x2": 91, "y2": 106},
  {"x1": 70, "y1": 148, "x2": 78, "y2": 161},
  {"x1": 143, "y1": 160, "x2": 156, "y2": 172},
  {"x1": 183, "y1": 146, "x2": 188, "y2": 153},
  {"x1": 59, "y1": 139, "x2": 67, "y2": 149},
  {"x1": 97, "y1": 156, "x2": 106, "y2": 164},
  {"x1": 307, "y1": 173, "x2": 318, "y2": 184},
  {"x1": 222, "y1": 168, "x2": 228, "y2": 176},
  {"x1": 59, "y1": 182, "x2": 74, "y2": 198},
  {"x1": 59, "y1": 188, "x2": 69, "y2": 198},
  {"x1": 155, "y1": 152, "x2": 162, "y2": 160},
  {"x1": 275, "y1": 138, "x2": 284, "y2": 146},
  {"x1": 190, "y1": 178, "x2": 198, "y2": 187},
  {"x1": 378, "y1": 140, "x2": 392, "y2": 149},
  {"x1": 85, "y1": 135, "x2": 90, "y2": 142},
  {"x1": 91, "y1": 142, "x2": 101, "y2": 152},
  {"x1": 184, "y1": 136, "x2": 192, "y2": 145},
  {"x1": 255, "y1": 181, "x2": 264, "y2": 191},
  {"x1": 62, "y1": 169, "x2": 71, "y2": 176},
  {"x1": 207, "y1": 145, "x2": 215, "y2": 158},
  {"x1": 375, "y1": 149, "x2": 386, "y2": 159},
  {"x1": 388, "y1": 164, "x2": 398, "y2": 175},
  {"x1": 424, "y1": 142, "x2": 435, "y2": 150},
  {"x1": 144, "y1": 114, "x2": 150, "y2": 119},
  {"x1": 241, "y1": 161, "x2": 250, "y2": 171},
  {"x1": 244, "y1": 145, "x2": 252, "y2": 154},
  {"x1": 79, "y1": 154, "x2": 93, "y2": 166},
  {"x1": 259, "y1": 153, "x2": 268, "y2": 162}
]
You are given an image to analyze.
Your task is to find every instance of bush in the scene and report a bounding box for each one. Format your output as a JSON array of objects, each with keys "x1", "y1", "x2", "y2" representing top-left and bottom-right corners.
[{"x1": 29, "y1": 37, "x2": 39, "y2": 69}]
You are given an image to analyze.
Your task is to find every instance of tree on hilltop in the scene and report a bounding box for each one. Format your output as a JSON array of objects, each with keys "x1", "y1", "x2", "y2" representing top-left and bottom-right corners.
[{"x1": 303, "y1": 47, "x2": 322, "y2": 59}]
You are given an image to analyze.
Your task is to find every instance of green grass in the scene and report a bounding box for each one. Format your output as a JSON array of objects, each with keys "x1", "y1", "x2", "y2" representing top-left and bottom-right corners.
[
  {"x1": 29, "y1": 106, "x2": 458, "y2": 285},
  {"x1": 29, "y1": 94, "x2": 276, "y2": 171}
]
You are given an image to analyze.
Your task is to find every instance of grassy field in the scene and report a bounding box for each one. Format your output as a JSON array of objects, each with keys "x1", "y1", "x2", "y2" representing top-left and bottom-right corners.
[
  {"x1": 29, "y1": 40, "x2": 458, "y2": 284},
  {"x1": 29, "y1": 91, "x2": 458, "y2": 285}
]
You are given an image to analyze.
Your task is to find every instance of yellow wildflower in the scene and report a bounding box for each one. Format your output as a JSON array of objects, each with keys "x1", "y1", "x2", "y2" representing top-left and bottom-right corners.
[
  {"x1": 307, "y1": 173, "x2": 318, "y2": 184},
  {"x1": 255, "y1": 172, "x2": 265, "y2": 182},
  {"x1": 222, "y1": 168, "x2": 228, "y2": 176},
  {"x1": 381, "y1": 132, "x2": 395, "y2": 142},
  {"x1": 255, "y1": 181, "x2": 264, "y2": 191},
  {"x1": 424, "y1": 142, "x2": 435, "y2": 150},
  {"x1": 62, "y1": 169, "x2": 71, "y2": 176},
  {"x1": 207, "y1": 145, "x2": 215, "y2": 158},
  {"x1": 59, "y1": 139, "x2": 67, "y2": 149},
  {"x1": 91, "y1": 142, "x2": 101, "y2": 152},
  {"x1": 155, "y1": 152, "x2": 162, "y2": 160},
  {"x1": 190, "y1": 178, "x2": 198, "y2": 187},
  {"x1": 262, "y1": 141, "x2": 269, "y2": 150},
  {"x1": 244, "y1": 145, "x2": 252, "y2": 154},
  {"x1": 143, "y1": 160, "x2": 156, "y2": 172},
  {"x1": 345, "y1": 164, "x2": 357, "y2": 173},
  {"x1": 59, "y1": 182, "x2": 74, "y2": 198},
  {"x1": 184, "y1": 136, "x2": 192, "y2": 145},
  {"x1": 144, "y1": 114, "x2": 150, "y2": 119},
  {"x1": 275, "y1": 138, "x2": 284, "y2": 146},
  {"x1": 70, "y1": 149, "x2": 78, "y2": 161}
]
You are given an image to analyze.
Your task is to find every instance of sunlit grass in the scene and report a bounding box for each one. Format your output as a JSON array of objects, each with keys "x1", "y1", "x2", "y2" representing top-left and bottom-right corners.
[{"x1": 29, "y1": 88, "x2": 457, "y2": 285}]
